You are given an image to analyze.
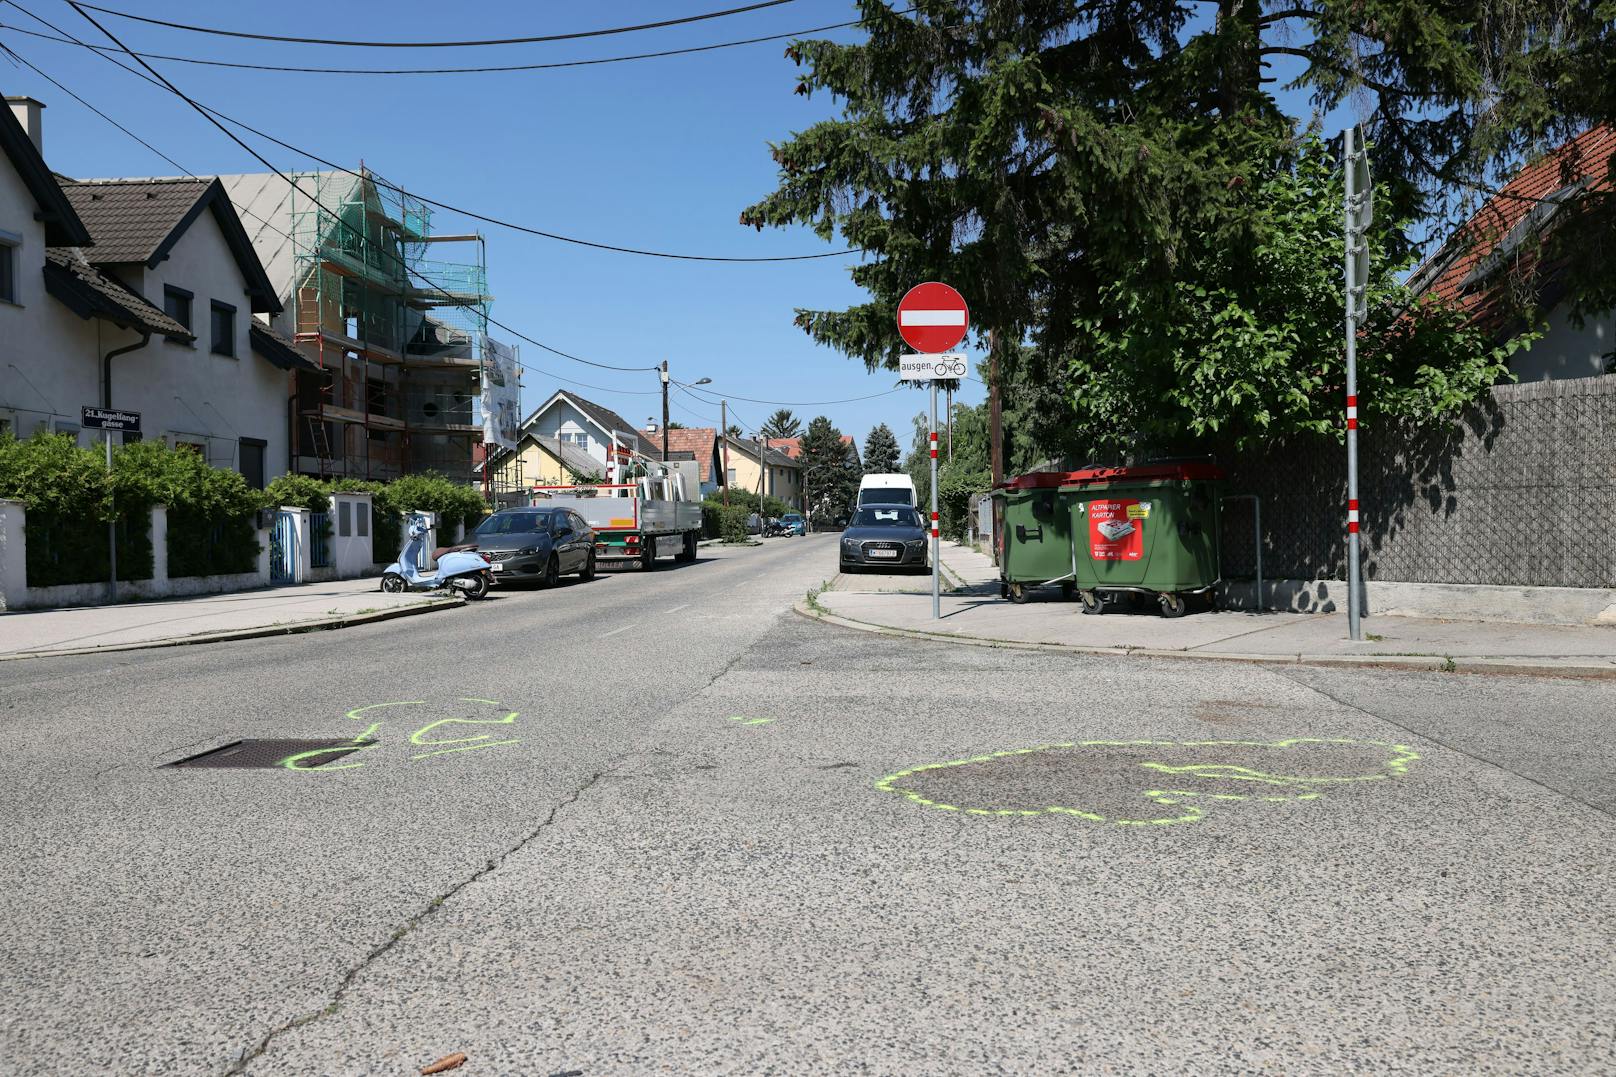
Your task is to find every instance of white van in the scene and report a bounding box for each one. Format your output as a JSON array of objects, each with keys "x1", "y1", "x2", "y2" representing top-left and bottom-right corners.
[{"x1": 857, "y1": 473, "x2": 917, "y2": 509}]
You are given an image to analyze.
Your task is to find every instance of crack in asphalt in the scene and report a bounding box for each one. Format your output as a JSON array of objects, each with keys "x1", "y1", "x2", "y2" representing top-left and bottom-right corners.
[
  {"x1": 221, "y1": 760, "x2": 623, "y2": 1076},
  {"x1": 1269, "y1": 667, "x2": 1616, "y2": 822}
]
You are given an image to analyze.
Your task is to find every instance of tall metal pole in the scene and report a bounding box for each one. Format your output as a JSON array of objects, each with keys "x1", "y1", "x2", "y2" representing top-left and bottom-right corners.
[
  {"x1": 720, "y1": 400, "x2": 731, "y2": 508},
  {"x1": 1344, "y1": 126, "x2": 1363, "y2": 641},
  {"x1": 946, "y1": 384, "x2": 954, "y2": 461},
  {"x1": 930, "y1": 380, "x2": 940, "y2": 620},
  {"x1": 106, "y1": 431, "x2": 117, "y2": 603},
  {"x1": 660, "y1": 360, "x2": 670, "y2": 464}
]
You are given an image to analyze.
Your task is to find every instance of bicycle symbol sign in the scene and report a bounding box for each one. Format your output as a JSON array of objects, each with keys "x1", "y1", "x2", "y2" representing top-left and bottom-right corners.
[{"x1": 899, "y1": 353, "x2": 967, "y2": 381}]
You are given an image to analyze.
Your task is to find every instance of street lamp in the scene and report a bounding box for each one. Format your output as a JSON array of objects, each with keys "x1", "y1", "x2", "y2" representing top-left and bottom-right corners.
[{"x1": 661, "y1": 367, "x2": 712, "y2": 463}]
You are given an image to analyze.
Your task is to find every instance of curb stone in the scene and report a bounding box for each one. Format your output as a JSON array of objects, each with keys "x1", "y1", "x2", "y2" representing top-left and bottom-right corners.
[
  {"x1": 0, "y1": 594, "x2": 464, "y2": 662},
  {"x1": 793, "y1": 600, "x2": 1616, "y2": 680}
]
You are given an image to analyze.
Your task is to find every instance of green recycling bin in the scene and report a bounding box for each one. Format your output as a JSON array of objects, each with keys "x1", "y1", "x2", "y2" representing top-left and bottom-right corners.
[
  {"x1": 1060, "y1": 462, "x2": 1224, "y2": 617},
  {"x1": 991, "y1": 472, "x2": 1081, "y2": 603}
]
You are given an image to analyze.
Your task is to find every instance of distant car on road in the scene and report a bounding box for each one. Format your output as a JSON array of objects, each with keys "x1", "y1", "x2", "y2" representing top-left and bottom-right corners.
[
  {"x1": 780, "y1": 512, "x2": 806, "y2": 536},
  {"x1": 470, "y1": 508, "x2": 596, "y2": 587},
  {"x1": 839, "y1": 505, "x2": 929, "y2": 573}
]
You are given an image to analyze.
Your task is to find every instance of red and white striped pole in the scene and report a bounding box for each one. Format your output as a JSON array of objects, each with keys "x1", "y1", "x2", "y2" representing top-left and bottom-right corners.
[
  {"x1": 1343, "y1": 124, "x2": 1364, "y2": 640},
  {"x1": 929, "y1": 382, "x2": 940, "y2": 620}
]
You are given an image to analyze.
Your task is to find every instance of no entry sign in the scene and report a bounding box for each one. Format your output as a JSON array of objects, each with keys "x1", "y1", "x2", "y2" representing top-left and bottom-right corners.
[{"x1": 897, "y1": 282, "x2": 969, "y2": 354}]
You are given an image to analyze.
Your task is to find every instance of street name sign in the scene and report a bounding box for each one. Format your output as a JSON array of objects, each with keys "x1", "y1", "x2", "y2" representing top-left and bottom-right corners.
[
  {"x1": 897, "y1": 282, "x2": 969, "y2": 353},
  {"x1": 81, "y1": 407, "x2": 141, "y2": 432},
  {"x1": 899, "y1": 354, "x2": 967, "y2": 381}
]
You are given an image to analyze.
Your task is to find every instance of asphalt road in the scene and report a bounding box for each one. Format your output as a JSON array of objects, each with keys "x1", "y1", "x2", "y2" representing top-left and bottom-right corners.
[{"x1": 2, "y1": 533, "x2": 1614, "y2": 1076}]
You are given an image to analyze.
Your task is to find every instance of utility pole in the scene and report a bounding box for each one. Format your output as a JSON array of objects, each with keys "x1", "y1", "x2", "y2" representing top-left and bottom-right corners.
[
  {"x1": 1343, "y1": 125, "x2": 1372, "y2": 642},
  {"x1": 660, "y1": 360, "x2": 671, "y2": 465},
  {"x1": 929, "y1": 381, "x2": 940, "y2": 620},
  {"x1": 720, "y1": 399, "x2": 731, "y2": 507},
  {"x1": 946, "y1": 383, "x2": 954, "y2": 462},
  {"x1": 988, "y1": 328, "x2": 1003, "y2": 565}
]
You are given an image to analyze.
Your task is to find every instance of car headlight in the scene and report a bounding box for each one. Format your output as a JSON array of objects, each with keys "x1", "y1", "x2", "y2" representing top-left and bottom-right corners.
[
  {"x1": 517, "y1": 546, "x2": 539, "y2": 556},
  {"x1": 842, "y1": 538, "x2": 858, "y2": 551}
]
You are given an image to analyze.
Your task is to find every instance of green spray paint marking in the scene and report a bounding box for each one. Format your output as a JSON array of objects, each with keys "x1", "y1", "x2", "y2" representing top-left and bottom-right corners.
[
  {"x1": 287, "y1": 698, "x2": 523, "y2": 771},
  {"x1": 875, "y1": 737, "x2": 1421, "y2": 828}
]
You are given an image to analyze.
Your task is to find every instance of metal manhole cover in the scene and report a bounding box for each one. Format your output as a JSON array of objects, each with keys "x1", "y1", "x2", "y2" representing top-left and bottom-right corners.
[{"x1": 166, "y1": 739, "x2": 367, "y2": 769}]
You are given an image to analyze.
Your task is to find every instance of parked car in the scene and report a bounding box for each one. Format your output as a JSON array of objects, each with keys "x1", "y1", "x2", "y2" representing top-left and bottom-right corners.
[
  {"x1": 779, "y1": 512, "x2": 807, "y2": 536},
  {"x1": 468, "y1": 508, "x2": 596, "y2": 587},
  {"x1": 838, "y1": 505, "x2": 929, "y2": 573}
]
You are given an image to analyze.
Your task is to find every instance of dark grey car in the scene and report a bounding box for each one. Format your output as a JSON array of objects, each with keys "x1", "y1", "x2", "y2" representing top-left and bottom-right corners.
[
  {"x1": 838, "y1": 506, "x2": 929, "y2": 573},
  {"x1": 471, "y1": 508, "x2": 596, "y2": 587}
]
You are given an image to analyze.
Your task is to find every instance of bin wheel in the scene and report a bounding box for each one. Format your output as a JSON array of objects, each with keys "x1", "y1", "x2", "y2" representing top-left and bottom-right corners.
[
  {"x1": 1159, "y1": 592, "x2": 1187, "y2": 618},
  {"x1": 1060, "y1": 581, "x2": 1076, "y2": 601},
  {"x1": 1079, "y1": 590, "x2": 1103, "y2": 615},
  {"x1": 1007, "y1": 582, "x2": 1029, "y2": 604}
]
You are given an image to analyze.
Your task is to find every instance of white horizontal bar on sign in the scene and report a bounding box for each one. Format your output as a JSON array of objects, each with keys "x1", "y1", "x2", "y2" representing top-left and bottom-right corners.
[{"x1": 899, "y1": 309, "x2": 968, "y2": 326}]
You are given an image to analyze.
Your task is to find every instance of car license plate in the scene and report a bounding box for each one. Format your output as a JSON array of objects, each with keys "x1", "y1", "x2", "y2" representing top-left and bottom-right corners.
[
  {"x1": 869, "y1": 549, "x2": 898, "y2": 559},
  {"x1": 489, "y1": 562, "x2": 503, "y2": 572}
]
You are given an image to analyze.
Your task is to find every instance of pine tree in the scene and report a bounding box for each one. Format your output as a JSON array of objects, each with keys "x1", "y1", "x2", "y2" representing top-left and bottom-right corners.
[
  {"x1": 862, "y1": 423, "x2": 901, "y2": 473},
  {"x1": 799, "y1": 416, "x2": 859, "y2": 526},
  {"x1": 741, "y1": 1, "x2": 1591, "y2": 454},
  {"x1": 759, "y1": 409, "x2": 801, "y2": 439}
]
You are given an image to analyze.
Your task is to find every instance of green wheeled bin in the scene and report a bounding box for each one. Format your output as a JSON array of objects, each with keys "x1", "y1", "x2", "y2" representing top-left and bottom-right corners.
[
  {"x1": 1060, "y1": 462, "x2": 1224, "y2": 617},
  {"x1": 991, "y1": 472, "x2": 1082, "y2": 603}
]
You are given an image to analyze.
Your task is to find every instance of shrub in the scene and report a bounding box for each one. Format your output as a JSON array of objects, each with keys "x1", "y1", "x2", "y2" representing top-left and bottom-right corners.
[
  {"x1": 264, "y1": 473, "x2": 332, "y2": 514},
  {"x1": 718, "y1": 505, "x2": 749, "y2": 543},
  {"x1": 379, "y1": 471, "x2": 486, "y2": 533}
]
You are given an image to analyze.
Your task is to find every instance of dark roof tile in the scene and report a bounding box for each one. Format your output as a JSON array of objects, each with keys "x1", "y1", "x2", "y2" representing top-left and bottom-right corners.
[{"x1": 44, "y1": 247, "x2": 192, "y2": 338}]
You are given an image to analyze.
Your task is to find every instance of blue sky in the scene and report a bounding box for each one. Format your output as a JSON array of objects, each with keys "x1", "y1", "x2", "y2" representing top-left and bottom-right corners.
[{"x1": 2, "y1": 1, "x2": 1348, "y2": 451}]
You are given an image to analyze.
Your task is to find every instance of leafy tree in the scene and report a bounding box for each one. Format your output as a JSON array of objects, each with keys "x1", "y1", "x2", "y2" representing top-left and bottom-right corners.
[
  {"x1": 726, "y1": 424, "x2": 743, "y2": 438},
  {"x1": 665, "y1": 420, "x2": 686, "y2": 430},
  {"x1": 862, "y1": 423, "x2": 901, "y2": 473},
  {"x1": 741, "y1": 1, "x2": 1591, "y2": 457},
  {"x1": 759, "y1": 409, "x2": 801, "y2": 439},
  {"x1": 799, "y1": 415, "x2": 860, "y2": 525}
]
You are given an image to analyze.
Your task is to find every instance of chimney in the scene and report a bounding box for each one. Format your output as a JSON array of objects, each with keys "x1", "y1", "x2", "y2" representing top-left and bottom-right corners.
[
  {"x1": 6, "y1": 97, "x2": 45, "y2": 155},
  {"x1": 645, "y1": 417, "x2": 659, "y2": 434}
]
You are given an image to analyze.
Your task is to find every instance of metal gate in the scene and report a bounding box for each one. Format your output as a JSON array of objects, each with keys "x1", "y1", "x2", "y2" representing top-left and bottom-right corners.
[{"x1": 269, "y1": 510, "x2": 300, "y2": 584}]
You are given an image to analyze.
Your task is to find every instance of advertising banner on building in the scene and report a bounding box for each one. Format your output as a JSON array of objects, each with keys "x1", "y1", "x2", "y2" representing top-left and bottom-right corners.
[{"x1": 479, "y1": 336, "x2": 521, "y2": 451}]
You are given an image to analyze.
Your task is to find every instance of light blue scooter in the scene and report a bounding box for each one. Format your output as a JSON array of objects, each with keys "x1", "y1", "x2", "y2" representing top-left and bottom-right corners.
[{"x1": 380, "y1": 516, "x2": 493, "y2": 600}]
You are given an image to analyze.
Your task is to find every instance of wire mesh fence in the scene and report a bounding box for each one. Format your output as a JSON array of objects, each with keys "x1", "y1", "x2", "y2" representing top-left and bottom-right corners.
[{"x1": 1222, "y1": 374, "x2": 1616, "y2": 588}]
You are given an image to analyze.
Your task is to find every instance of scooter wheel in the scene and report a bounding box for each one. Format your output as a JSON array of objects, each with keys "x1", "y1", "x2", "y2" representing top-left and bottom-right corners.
[
  {"x1": 381, "y1": 573, "x2": 406, "y2": 593},
  {"x1": 462, "y1": 573, "x2": 490, "y2": 600}
]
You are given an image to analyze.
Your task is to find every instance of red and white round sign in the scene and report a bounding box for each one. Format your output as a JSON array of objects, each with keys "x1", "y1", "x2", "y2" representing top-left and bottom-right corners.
[{"x1": 897, "y1": 282, "x2": 970, "y2": 354}]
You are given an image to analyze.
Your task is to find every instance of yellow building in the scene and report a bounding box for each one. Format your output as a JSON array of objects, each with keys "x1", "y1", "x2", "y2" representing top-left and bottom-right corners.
[
  {"x1": 721, "y1": 434, "x2": 802, "y2": 509},
  {"x1": 488, "y1": 433, "x2": 608, "y2": 493}
]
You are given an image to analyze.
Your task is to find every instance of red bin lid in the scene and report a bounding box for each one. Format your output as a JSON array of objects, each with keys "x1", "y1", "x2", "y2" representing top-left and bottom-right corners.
[{"x1": 1059, "y1": 461, "x2": 1224, "y2": 485}]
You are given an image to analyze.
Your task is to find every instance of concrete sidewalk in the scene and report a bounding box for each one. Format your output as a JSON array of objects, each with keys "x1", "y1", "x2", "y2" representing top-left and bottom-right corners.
[
  {"x1": 809, "y1": 540, "x2": 1616, "y2": 676},
  {"x1": 0, "y1": 577, "x2": 460, "y2": 661}
]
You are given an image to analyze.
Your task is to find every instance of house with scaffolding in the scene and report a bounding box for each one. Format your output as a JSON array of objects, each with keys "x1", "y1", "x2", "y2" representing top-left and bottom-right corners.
[{"x1": 221, "y1": 168, "x2": 504, "y2": 483}]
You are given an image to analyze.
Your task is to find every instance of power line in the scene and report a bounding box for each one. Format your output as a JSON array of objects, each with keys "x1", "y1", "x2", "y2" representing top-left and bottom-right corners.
[
  {"x1": 680, "y1": 382, "x2": 903, "y2": 407},
  {"x1": 9, "y1": 2, "x2": 859, "y2": 266},
  {"x1": 10, "y1": 35, "x2": 662, "y2": 392},
  {"x1": 9, "y1": 0, "x2": 855, "y2": 264},
  {"x1": 73, "y1": 0, "x2": 798, "y2": 48},
  {"x1": 0, "y1": 14, "x2": 871, "y2": 75}
]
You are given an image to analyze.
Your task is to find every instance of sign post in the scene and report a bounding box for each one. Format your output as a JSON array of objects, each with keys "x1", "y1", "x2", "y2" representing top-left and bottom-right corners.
[
  {"x1": 897, "y1": 283, "x2": 970, "y2": 621},
  {"x1": 1343, "y1": 126, "x2": 1372, "y2": 642},
  {"x1": 82, "y1": 407, "x2": 140, "y2": 603}
]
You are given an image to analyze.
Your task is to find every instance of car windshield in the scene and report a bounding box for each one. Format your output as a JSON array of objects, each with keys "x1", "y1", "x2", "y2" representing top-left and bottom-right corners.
[
  {"x1": 853, "y1": 507, "x2": 920, "y2": 528},
  {"x1": 860, "y1": 488, "x2": 911, "y2": 505},
  {"x1": 475, "y1": 511, "x2": 551, "y2": 536},
  {"x1": 782, "y1": 514, "x2": 802, "y2": 522}
]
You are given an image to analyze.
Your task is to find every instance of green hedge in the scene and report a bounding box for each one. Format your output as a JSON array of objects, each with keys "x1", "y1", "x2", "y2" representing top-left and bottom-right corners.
[
  {"x1": 267, "y1": 472, "x2": 483, "y2": 564},
  {"x1": 0, "y1": 433, "x2": 263, "y2": 587}
]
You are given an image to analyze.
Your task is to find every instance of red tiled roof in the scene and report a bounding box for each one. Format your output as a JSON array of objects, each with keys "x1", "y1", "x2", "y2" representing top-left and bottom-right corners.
[
  {"x1": 766, "y1": 437, "x2": 802, "y2": 459},
  {"x1": 642, "y1": 427, "x2": 718, "y2": 481},
  {"x1": 1415, "y1": 125, "x2": 1615, "y2": 330}
]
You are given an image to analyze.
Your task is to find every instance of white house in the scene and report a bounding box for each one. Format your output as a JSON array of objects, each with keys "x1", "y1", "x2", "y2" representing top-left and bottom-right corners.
[
  {"x1": 1, "y1": 95, "x2": 310, "y2": 488},
  {"x1": 516, "y1": 389, "x2": 650, "y2": 482}
]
